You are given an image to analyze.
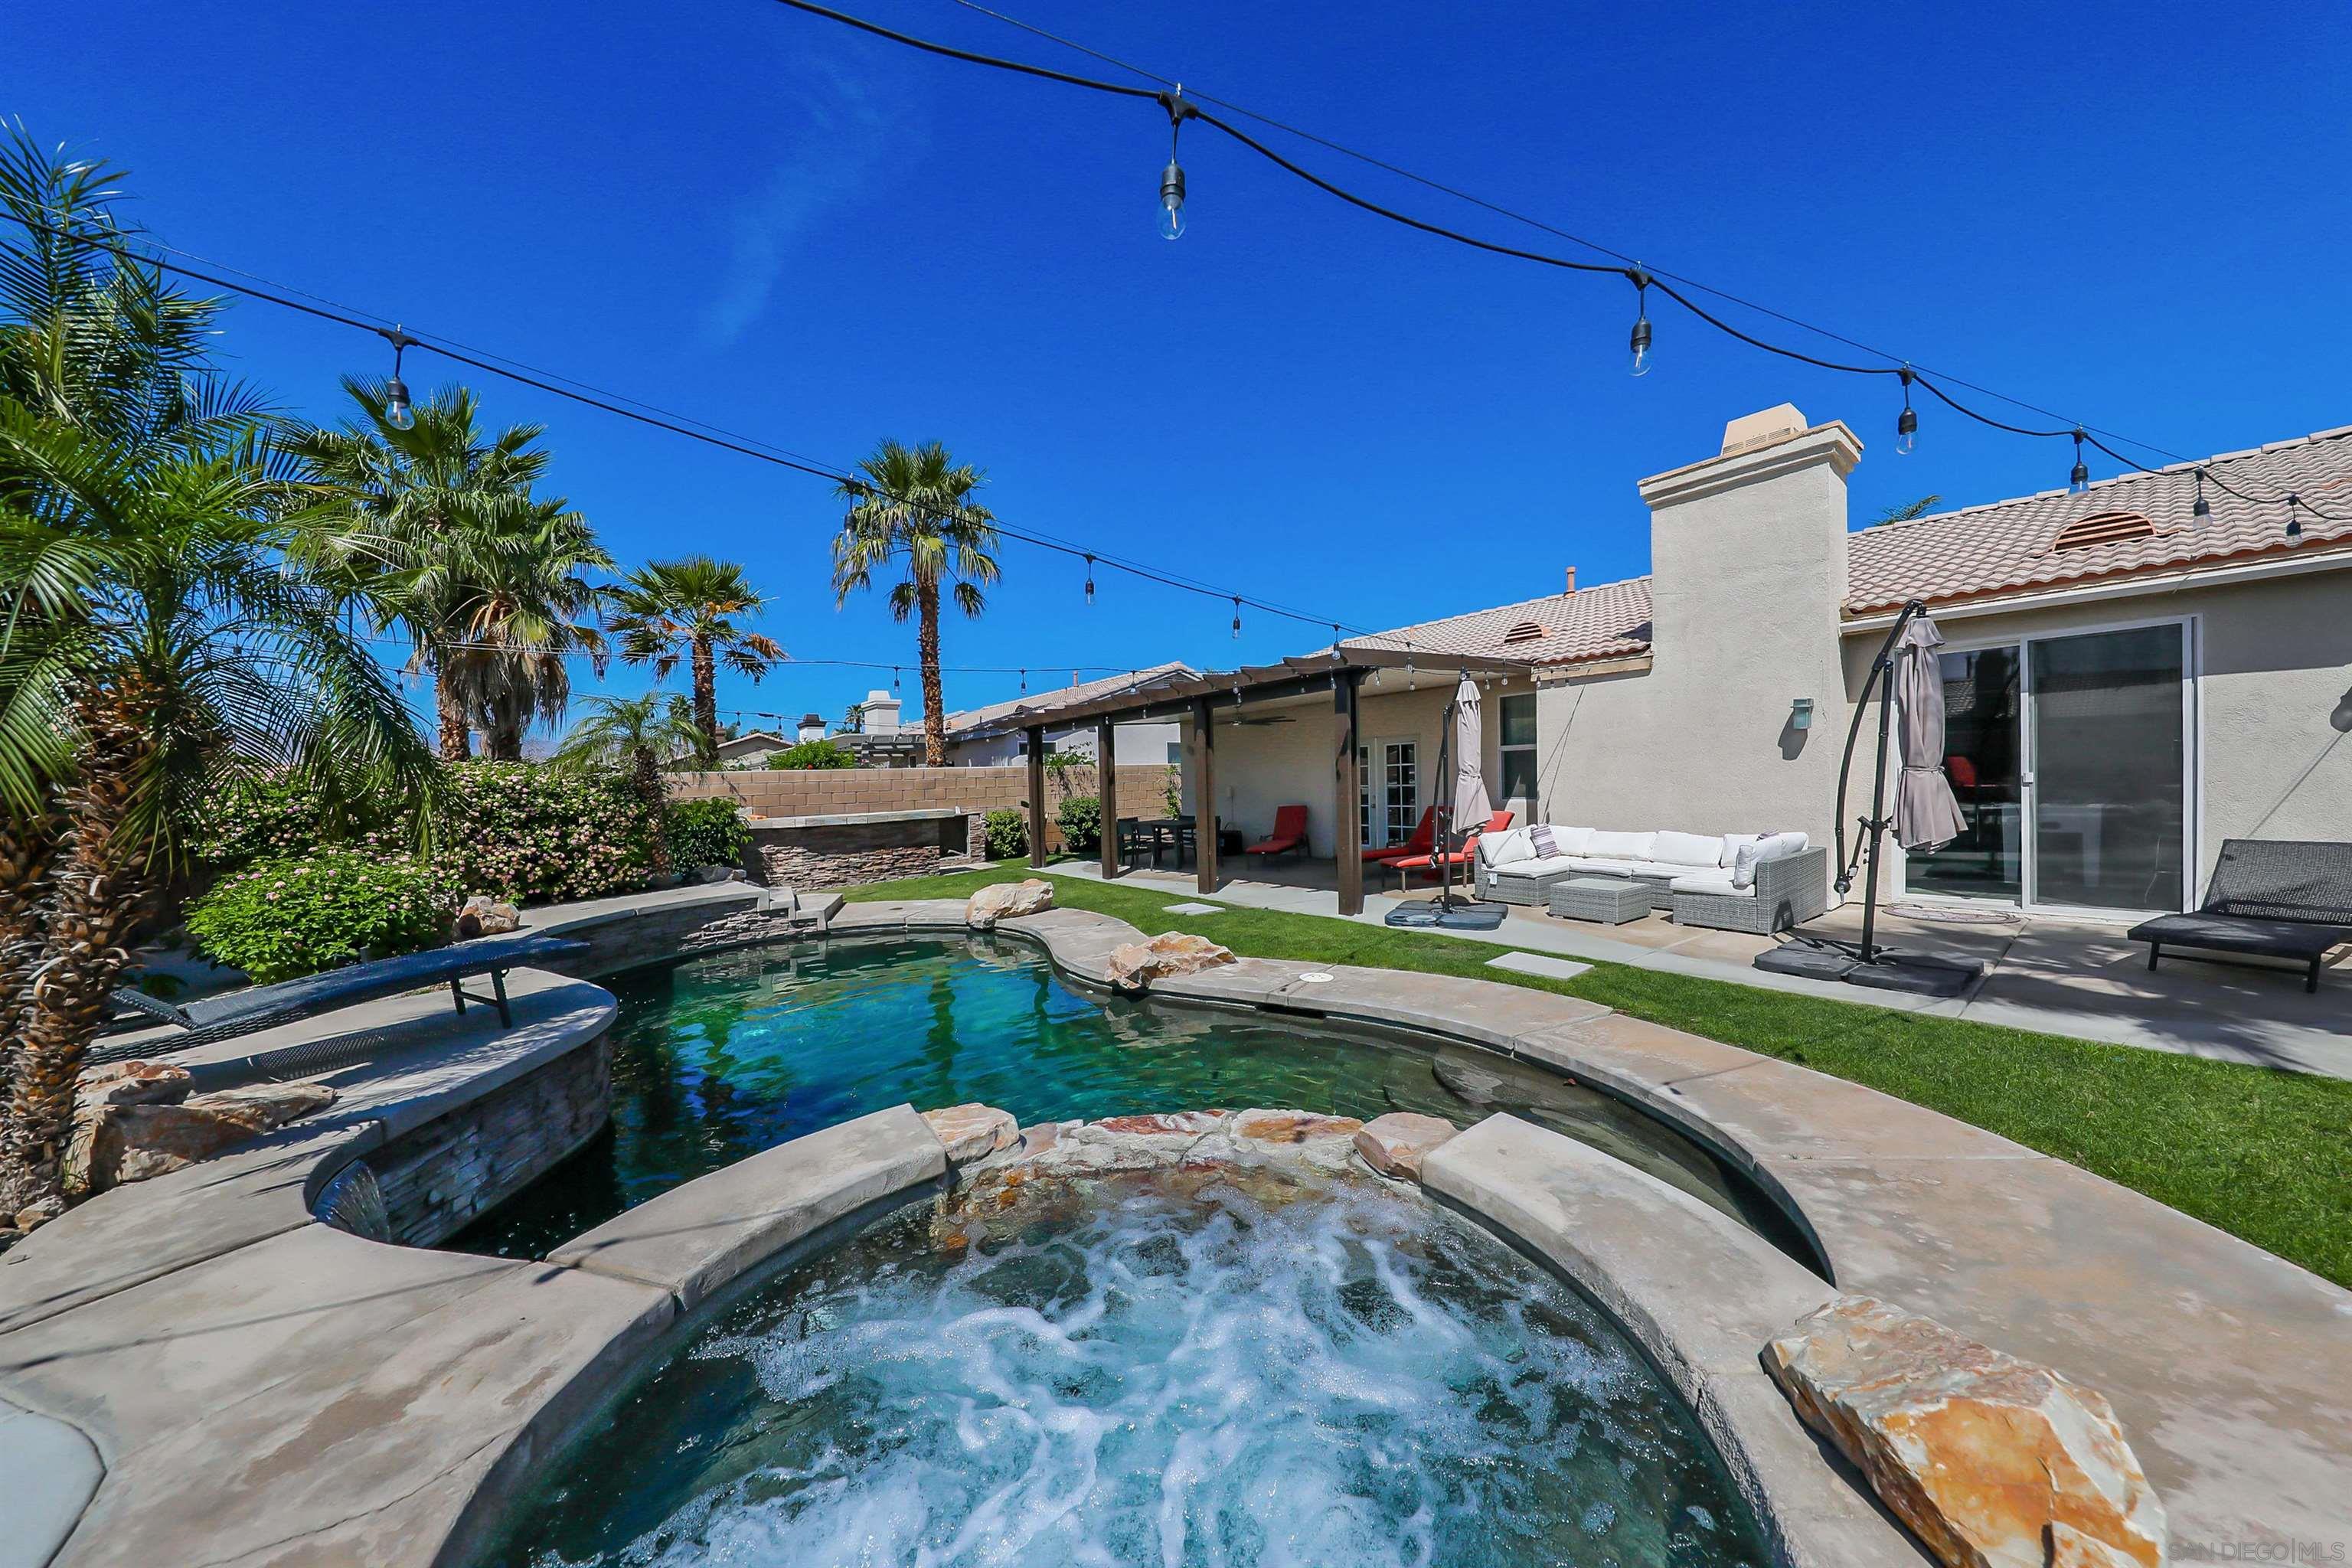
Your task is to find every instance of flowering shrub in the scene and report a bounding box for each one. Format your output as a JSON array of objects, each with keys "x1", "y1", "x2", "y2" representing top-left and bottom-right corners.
[
  {"x1": 1055, "y1": 794, "x2": 1102, "y2": 855},
  {"x1": 436, "y1": 763, "x2": 650, "y2": 904},
  {"x1": 982, "y1": 807, "x2": 1027, "y2": 861},
  {"x1": 665, "y1": 797, "x2": 750, "y2": 871},
  {"x1": 185, "y1": 851, "x2": 455, "y2": 985},
  {"x1": 189, "y1": 773, "x2": 403, "y2": 868}
]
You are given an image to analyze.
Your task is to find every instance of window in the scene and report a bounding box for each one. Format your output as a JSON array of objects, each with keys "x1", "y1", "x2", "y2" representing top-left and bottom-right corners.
[{"x1": 1498, "y1": 693, "x2": 1537, "y2": 802}]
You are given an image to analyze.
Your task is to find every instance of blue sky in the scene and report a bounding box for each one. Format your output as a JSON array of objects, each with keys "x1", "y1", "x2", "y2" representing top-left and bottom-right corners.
[{"x1": 12, "y1": 0, "x2": 2350, "y2": 734}]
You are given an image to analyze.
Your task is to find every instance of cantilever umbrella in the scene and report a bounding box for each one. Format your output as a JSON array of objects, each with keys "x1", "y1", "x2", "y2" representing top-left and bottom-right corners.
[
  {"x1": 1893, "y1": 615, "x2": 1967, "y2": 853},
  {"x1": 1387, "y1": 675, "x2": 1506, "y2": 929}
]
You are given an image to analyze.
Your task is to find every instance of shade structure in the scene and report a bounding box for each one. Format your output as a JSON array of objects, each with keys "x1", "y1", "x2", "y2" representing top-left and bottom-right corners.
[
  {"x1": 1893, "y1": 615, "x2": 1968, "y2": 852},
  {"x1": 1448, "y1": 676, "x2": 1494, "y2": 830}
]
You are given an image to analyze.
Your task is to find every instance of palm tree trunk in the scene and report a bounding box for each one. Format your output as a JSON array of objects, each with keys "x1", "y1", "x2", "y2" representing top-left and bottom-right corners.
[
  {"x1": 435, "y1": 671, "x2": 471, "y2": 762},
  {"x1": 635, "y1": 747, "x2": 673, "y2": 879},
  {"x1": 917, "y1": 579, "x2": 946, "y2": 768},
  {"x1": 0, "y1": 812, "x2": 57, "y2": 1126},
  {"x1": 0, "y1": 696, "x2": 155, "y2": 1214},
  {"x1": 690, "y1": 638, "x2": 719, "y2": 766},
  {"x1": 486, "y1": 723, "x2": 524, "y2": 763}
]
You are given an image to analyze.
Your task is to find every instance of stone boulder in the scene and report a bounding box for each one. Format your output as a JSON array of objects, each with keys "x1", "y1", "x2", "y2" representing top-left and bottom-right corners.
[
  {"x1": 1104, "y1": 932, "x2": 1236, "y2": 991},
  {"x1": 965, "y1": 878, "x2": 1055, "y2": 929},
  {"x1": 694, "y1": 864, "x2": 747, "y2": 884},
  {"x1": 1231, "y1": 1109, "x2": 1362, "y2": 1145},
  {"x1": 1762, "y1": 1295, "x2": 2164, "y2": 1568},
  {"x1": 458, "y1": 894, "x2": 521, "y2": 938},
  {"x1": 75, "y1": 1060, "x2": 194, "y2": 1112},
  {"x1": 1351, "y1": 1112, "x2": 1459, "y2": 1181},
  {"x1": 923, "y1": 1102, "x2": 1021, "y2": 1165},
  {"x1": 69, "y1": 1081, "x2": 339, "y2": 1194}
]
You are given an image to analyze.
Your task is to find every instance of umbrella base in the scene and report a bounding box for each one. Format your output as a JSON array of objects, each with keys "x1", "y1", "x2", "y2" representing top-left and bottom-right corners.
[
  {"x1": 1755, "y1": 939, "x2": 1981, "y2": 998},
  {"x1": 1752, "y1": 944, "x2": 1860, "y2": 982},
  {"x1": 1384, "y1": 898, "x2": 1509, "y2": 932}
]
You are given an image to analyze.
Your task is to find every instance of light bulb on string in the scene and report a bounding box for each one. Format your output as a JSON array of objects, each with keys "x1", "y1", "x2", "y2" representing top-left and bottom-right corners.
[
  {"x1": 2285, "y1": 493, "x2": 2305, "y2": 546},
  {"x1": 1896, "y1": 368, "x2": 1918, "y2": 456},
  {"x1": 1019, "y1": 668, "x2": 1027, "y2": 692},
  {"x1": 1230, "y1": 596, "x2": 1242, "y2": 639},
  {"x1": 1083, "y1": 554, "x2": 1096, "y2": 604},
  {"x1": 2068, "y1": 430, "x2": 2090, "y2": 495},
  {"x1": 1157, "y1": 90, "x2": 1194, "y2": 240},
  {"x1": 1627, "y1": 268, "x2": 1653, "y2": 377},
  {"x1": 381, "y1": 325, "x2": 417, "y2": 431},
  {"x1": 2191, "y1": 469, "x2": 2211, "y2": 520},
  {"x1": 893, "y1": 667, "x2": 902, "y2": 692}
]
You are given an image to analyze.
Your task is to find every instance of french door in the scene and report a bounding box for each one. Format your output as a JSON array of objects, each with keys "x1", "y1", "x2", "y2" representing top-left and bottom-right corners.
[
  {"x1": 1903, "y1": 619, "x2": 2192, "y2": 915},
  {"x1": 1357, "y1": 739, "x2": 1419, "y2": 848}
]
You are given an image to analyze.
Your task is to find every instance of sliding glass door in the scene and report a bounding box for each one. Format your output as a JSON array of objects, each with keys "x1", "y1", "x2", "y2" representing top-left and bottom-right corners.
[{"x1": 1904, "y1": 621, "x2": 2190, "y2": 914}]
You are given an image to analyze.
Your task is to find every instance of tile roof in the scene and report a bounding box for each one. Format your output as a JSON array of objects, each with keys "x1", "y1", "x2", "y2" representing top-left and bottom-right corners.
[
  {"x1": 1348, "y1": 423, "x2": 2352, "y2": 664},
  {"x1": 1844, "y1": 423, "x2": 2352, "y2": 614},
  {"x1": 942, "y1": 661, "x2": 1197, "y2": 736},
  {"x1": 1340, "y1": 580, "x2": 1655, "y2": 669}
]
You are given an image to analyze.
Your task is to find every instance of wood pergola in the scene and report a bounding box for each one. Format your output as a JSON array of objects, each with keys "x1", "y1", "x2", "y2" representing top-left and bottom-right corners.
[{"x1": 996, "y1": 647, "x2": 1537, "y2": 916}]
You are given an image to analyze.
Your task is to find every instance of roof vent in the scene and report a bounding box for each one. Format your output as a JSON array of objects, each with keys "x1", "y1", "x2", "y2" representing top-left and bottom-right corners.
[
  {"x1": 1502, "y1": 620, "x2": 1549, "y2": 644},
  {"x1": 2050, "y1": 511, "x2": 2158, "y2": 551}
]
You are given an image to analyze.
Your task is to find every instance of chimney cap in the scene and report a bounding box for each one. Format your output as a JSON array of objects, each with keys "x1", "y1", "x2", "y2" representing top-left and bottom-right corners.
[{"x1": 1720, "y1": 404, "x2": 1809, "y2": 456}]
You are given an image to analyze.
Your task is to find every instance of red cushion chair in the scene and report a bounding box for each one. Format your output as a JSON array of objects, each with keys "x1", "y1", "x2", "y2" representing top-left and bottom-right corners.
[
  {"x1": 1243, "y1": 804, "x2": 1309, "y2": 861},
  {"x1": 1363, "y1": 806, "x2": 1436, "y2": 865}
]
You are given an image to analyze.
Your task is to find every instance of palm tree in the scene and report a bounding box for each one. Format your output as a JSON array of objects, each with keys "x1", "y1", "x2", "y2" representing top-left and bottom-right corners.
[
  {"x1": 291, "y1": 384, "x2": 606, "y2": 760},
  {"x1": 830, "y1": 439, "x2": 1000, "y2": 768},
  {"x1": 605, "y1": 557, "x2": 785, "y2": 764},
  {"x1": 553, "y1": 691, "x2": 700, "y2": 877},
  {"x1": 0, "y1": 129, "x2": 433, "y2": 1213}
]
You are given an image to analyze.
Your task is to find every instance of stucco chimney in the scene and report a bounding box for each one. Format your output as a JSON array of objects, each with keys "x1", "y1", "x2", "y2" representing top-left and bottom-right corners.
[
  {"x1": 1563, "y1": 565, "x2": 1577, "y2": 593},
  {"x1": 860, "y1": 688, "x2": 901, "y2": 735},
  {"x1": 797, "y1": 713, "x2": 825, "y2": 743}
]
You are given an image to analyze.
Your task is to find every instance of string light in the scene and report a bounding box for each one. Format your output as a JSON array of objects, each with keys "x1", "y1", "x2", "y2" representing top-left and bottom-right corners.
[
  {"x1": 1230, "y1": 596, "x2": 1242, "y2": 639},
  {"x1": 1157, "y1": 90, "x2": 1193, "y2": 240},
  {"x1": 1019, "y1": 668, "x2": 1027, "y2": 691},
  {"x1": 1896, "y1": 367, "x2": 1917, "y2": 456},
  {"x1": 2285, "y1": 493, "x2": 2304, "y2": 546},
  {"x1": 381, "y1": 325, "x2": 417, "y2": 431},
  {"x1": 1627, "y1": 267, "x2": 1653, "y2": 378},
  {"x1": 893, "y1": 666, "x2": 902, "y2": 691},
  {"x1": 2192, "y1": 469, "x2": 2210, "y2": 520},
  {"x1": 2068, "y1": 430, "x2": 2090, "y2": 495},
  {"x1": 1083, "y1": 554, "x2": 1096, "y2": 603}
]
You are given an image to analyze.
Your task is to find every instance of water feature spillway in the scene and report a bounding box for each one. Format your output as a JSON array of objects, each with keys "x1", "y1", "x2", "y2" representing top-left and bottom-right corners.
[{"x1": 482, "y1": 1162, "x2": 1769, "y2": 1567}]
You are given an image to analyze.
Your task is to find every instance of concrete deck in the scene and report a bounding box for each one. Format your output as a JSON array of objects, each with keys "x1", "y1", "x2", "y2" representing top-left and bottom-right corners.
[{"x1": 1046, "y1": 859, "x2": 2352, "y2": 1079}]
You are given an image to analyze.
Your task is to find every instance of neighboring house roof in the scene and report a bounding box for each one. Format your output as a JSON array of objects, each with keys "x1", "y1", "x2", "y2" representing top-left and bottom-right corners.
[
  {"x1": 943, "y1": 662, "x2": 1197, "y2": 738},
  {"x1": 1349, "y1": 422, "x2": 2352, "y2": 666},
  {"x1": 1845, "y1": 422, "x2": 2352, "y2": 615}
]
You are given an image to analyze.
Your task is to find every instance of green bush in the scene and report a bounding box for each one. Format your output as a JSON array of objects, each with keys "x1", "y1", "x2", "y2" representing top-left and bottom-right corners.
[
  {"x1": 1056, "y1": 794, "x2": 1102, "y2": 855},
  {"x1": 769, "y1": 739, "x2": 856, "y2": 769},
  {"x1": 665, "y1": 797, "x2": 750, "y2": 871},
  {"x1": 185, "y1": 851, "x2": 455, "y2": 985},
  {"x1": 982, "y1": 807, "x2": 1027, "y2": 861},
  {"x1": 436, "y1": 763, "x2": 651, "y2": 904},
  {"x1": 189, "y1": 772, "x2": 403, "y2": 868}
]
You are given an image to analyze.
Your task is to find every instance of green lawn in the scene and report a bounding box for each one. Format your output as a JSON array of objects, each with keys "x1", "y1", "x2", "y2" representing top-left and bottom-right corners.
[{"x1": 847, "y1": 863, "x2": 2352, "y2": 1288}]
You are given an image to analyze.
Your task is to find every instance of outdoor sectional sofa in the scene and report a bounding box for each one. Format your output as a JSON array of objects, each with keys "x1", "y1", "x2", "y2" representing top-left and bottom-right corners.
[{"x1": 1475, "y1": 826, "x2": 1828, "y2": 935}]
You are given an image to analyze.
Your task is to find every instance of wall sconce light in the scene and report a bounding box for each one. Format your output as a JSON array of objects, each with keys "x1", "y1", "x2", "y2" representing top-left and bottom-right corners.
[{"x1": 1791, "y1": 697, "x2": 1815, "y2": 731}]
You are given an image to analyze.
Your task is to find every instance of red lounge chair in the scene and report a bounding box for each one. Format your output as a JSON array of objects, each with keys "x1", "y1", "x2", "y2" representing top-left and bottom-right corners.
[
  {"x1": 1244, "y1": 804, "x2": 1310, "y2": 861},
  {"x1": 1386, "y1": 811, "x2": 1515, "y2": 890},
  {"x1": 1363, "y1": 806, "x2": 1436, "y2": 865}
]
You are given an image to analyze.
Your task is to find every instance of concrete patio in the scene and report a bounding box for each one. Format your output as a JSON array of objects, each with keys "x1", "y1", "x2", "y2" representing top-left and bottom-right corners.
[{"x1": 1047, "y1": 858, "x2": 2352, "y2": 1081}]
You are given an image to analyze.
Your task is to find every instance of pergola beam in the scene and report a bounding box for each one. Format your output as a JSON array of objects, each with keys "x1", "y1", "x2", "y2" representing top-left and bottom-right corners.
[{"x1": 1096, "y1": 717, "x2": 1119, "y2": 878}]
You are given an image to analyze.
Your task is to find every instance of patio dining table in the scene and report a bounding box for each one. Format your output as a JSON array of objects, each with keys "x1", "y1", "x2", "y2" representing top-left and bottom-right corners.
[{"x1": 1138, "y1": 815, "x2": 1198, "y2": 869}]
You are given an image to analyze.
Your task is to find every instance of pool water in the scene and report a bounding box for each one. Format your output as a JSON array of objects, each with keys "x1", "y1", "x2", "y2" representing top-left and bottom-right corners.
[
  {"x1": 456, "y1": 935, "x2": 1809, "y2": 1265},
  {"x1": 482, "y1": 1172, "x2": 1769, "y2": 1568}
]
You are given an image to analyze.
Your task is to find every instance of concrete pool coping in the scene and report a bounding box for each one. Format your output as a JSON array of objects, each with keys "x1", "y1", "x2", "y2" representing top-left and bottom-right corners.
[{"x1": 0, "y1": 893, "x2": 2344, "y2": 1563}]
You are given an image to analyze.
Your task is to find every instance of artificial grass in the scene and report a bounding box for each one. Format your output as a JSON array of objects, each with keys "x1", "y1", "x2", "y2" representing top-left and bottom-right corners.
[{"x1": 846, "y1": 862, "x2": 2352, "y2": 1288}]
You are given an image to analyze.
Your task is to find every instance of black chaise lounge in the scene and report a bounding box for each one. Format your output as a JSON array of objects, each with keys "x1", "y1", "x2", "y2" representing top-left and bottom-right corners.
[
  {"x1": 96, "y1": 932, "x2": 590, "y2": 1065},
  {"x1": 2128, "y1": 839, "x2": 2352, "y2": 994}
]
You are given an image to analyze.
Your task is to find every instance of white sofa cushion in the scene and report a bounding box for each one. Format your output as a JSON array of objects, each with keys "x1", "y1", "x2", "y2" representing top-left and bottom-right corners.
[
  {"x1": 1669, "y1": 868, "x2": 1749, "y2": 897},
  {"x1": 1584, "y1": 829, "x2": 1656, "y2": 861},
  {"x1": 1719, "y1": 832, "x2": 1762, "y2": 868},
  {"x1": 1563, "y1": 856, "x2": 1658, "y2": 879},
  {"x1": 1731, "y1": 831, "x2": 1810, "y2": 888},
  {"x1": 1492, "y1": 858, "x2": 1590, "y2": 884},
  {"x1": 1547, "y1": 825, "x2": 1597, "y2": 854},
  {"x1": 1651, "y1": 830, "x2": 1726, "y2": 868},
  {"x1": 1478, "y1": 828, "x2": 1535, "y2": 869}
]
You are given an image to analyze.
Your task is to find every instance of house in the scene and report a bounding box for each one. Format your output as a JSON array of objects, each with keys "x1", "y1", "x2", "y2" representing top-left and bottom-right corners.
[
  {"x1": 698, "y1": 729, "x2": 789, "y2": 768},
  {"x1": 990, "y1": 402, "x2": 2352, "y2": 919},
  {"x1": 940, "y1": 664, "x2": 1195, "y2": 766}
]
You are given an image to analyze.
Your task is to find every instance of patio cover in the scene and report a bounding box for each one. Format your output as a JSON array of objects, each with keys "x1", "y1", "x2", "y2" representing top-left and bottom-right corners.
[
  {"x1": 965, "y1": 644, "x2": 1537, "y2": 731},
  {"x1": 1893, "y1": 615, "x2": 1967, "y2": 852}
]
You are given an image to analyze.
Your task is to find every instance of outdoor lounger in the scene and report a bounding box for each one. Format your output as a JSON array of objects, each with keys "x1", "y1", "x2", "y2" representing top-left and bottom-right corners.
[
  {"x1": 96, "y1": 932, "x2": 590, "y2": 1064},
  {"x1": 2128, "y1": 838, "x2": 2352, "y2": 994},
  {"x1": 1387, "y1": 811, "x2": 1513, "y2": 890},
  {"x1": 1362, "y1": 806, "x2": 1436, "y2": 866},
  {"x1": 1243, "y1": 804, "x2": 1310, "y2": 861}
]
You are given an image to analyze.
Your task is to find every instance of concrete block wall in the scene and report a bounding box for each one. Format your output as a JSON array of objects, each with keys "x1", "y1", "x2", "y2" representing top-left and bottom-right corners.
[{"x1": 664, "y1": 763, "x2": 1178, "y2": 821}]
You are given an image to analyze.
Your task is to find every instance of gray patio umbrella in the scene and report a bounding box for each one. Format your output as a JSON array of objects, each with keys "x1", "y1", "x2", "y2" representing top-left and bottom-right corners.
[
  {"x1": 1893, "y1": 615, "x2": 1968, "y2": 852},
  {"x1": 1449, "y1": 675, "x2": 1494, "y2": 831}
]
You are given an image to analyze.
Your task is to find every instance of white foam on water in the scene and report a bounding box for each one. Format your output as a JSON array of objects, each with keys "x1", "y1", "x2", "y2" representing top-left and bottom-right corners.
[{"x1": 545, "y1": 1179, "x2": 1757, "y2": 1568}]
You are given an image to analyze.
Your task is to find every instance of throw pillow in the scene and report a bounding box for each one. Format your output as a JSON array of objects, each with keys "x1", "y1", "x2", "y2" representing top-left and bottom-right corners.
[{"x1": 1529, "y1": 824, "x2": 1559, "y2": 858}]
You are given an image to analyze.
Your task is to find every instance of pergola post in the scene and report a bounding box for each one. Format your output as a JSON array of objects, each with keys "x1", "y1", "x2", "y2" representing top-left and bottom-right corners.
[
  {"x1": 1333, "y1": 669, "x2": 1364, "y2": 916},
  {"x1": 1187, "y1": 697, "x2": 1218, "y2": 895},
  {"x1": 1095, "y1": 717, "x2": 1119, "y2": 878},
  {"x1": 1024, "y1": 725, "x2": 1048, "y2": 869}
]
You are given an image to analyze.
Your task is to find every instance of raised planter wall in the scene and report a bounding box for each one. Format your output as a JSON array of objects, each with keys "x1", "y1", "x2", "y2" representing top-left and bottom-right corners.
[
  {"x1": 665, "y1": 762, "x2": 1174, "y2": 827},
  {"x1": 744, "y1": 809, "x2": 954, "y2": 888}
]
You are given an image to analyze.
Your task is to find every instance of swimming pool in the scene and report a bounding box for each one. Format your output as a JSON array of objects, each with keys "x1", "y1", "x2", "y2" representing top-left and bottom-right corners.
[{"x1": 456, "y1": 933, "x2": 1809, "y2": 1265}]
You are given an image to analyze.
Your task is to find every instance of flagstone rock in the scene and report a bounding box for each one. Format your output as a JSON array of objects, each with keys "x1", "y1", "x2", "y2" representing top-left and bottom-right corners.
[
  {"x1": 922, "y1": 1102, "x2": 1021, "y2": 1165},
  {"x1": 1103, "y1": 931, "x2": 1235, "y2": 991},
  {"x1": 1232, "y1": 1109, "x2": 1362, "y2": 1145},
  {"x1": 1762, "y1": 1295, "x2": 2164, "y2": 1568},
  {"x1": 458, "y1": 894, "x2": 522, "y2": 936},
  {"x1": 71, "y1": 1082, "x2": 339, "y2": 1194},
  {"x1": 74, "y1": 1060, "x2": 193, "y2": 1112},
  {"x1": 965, "y1": 877, "x2": 1054, "y2": 929},
  {"x1": 1352, "y1": 1112, "x2": 1459, "y2": 1181}
]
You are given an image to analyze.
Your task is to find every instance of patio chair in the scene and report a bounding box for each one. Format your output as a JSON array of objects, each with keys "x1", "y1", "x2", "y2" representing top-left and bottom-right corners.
[
  {"x1": 1243, "y1": 804, "x2": 1310, "y2": 862},
  {"x1": 1115, "y1": 817, "x2": 1156, "y2": 871},
  {"x1": 2128, "y1": 838, "x2": 2352, "y2": 993},
  {"x1": 95, "y1": 932, "x2": 590, "y2": 1065},
  {"x1": 1363, "y1": 806, "x2": 1436, "y2": 866},
  {"x1": 1385, "y1": 811, "x2": 1513, "y2": 890}
]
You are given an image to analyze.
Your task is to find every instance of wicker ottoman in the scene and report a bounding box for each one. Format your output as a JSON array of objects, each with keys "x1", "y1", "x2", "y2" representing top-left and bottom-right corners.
[{"x1": 1547, "y1": 877, "x2": 1653, "y2": 925}]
